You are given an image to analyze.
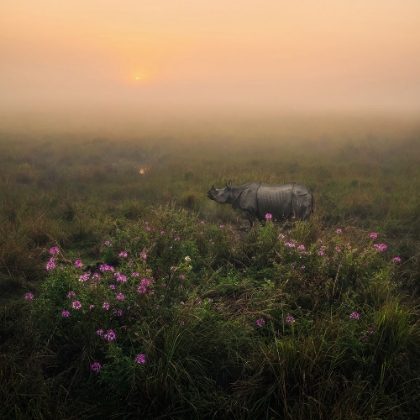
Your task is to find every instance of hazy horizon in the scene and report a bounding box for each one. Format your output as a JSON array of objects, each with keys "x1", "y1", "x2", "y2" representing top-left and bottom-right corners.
[{"x1": 2, "y1": 0, "x2": 420, "y2": 134}]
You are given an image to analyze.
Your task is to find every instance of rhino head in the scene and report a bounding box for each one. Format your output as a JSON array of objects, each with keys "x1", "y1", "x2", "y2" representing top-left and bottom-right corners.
[{"x1": 207, "y1": 180, "x2": 233, "y2": 204}]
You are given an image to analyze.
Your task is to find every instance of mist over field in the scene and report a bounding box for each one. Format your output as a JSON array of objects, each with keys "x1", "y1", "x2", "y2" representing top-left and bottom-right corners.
[{"x1": 2, "y1": 0, "x2": 420, "y2": 138}]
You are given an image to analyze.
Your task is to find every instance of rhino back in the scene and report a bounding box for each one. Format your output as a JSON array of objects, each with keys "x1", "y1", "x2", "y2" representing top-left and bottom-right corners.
[
  {"x1": 255, "y1": 183, "x2": 312, "y2": 220},
  {"x1": 256, "y1": 184, "x2": 294, "y2": 219}
]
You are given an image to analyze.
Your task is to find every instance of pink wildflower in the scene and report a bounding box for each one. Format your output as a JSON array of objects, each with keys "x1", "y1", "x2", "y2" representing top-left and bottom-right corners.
[
  {"x1": 61, "y1": 310, "x2": 70, "y2": 318},
  {"x1": 102, "y1": 301, "x2": 110, "y2": 310},
  {"x1": 349, "y1": 311, "x2": 360, "y2": 320},
  {"x1": 265, "y1": 213, "x2": 273, "y2": 220},
  {"x1": 74, "y1": 260, "x2": 83, "y2": 268},
  {"x1": 119, "y1": 251, "x2": 128, "y2": 258},
  {"x1": 72, "y1": 301, "x2": 82, "y2": 310},
  {"x1": 49, "y1": 247, "x2": 60, "y2": 256},
  {"x1": 373, "y1": 243, "x2": 387, "y2": 252},
  {"x1": 137, "y1": 278, "x2": 150, "y2": 294},
  {"x1": 370, "y1": 232, "x2": 378, "y2": 238},
  {"x1": 115, "y1": 273, "x2": 127, "y2": 282},
  {"x1": 336, "y1": 228, "x2": 342, "y2": 234},
  {"x1": 67, "y1": 291, "x2": 76, "y2": 299},
  {"x1": 286, "y1": 315, "x2": 295, "y2": 323},
  {"x1": 46, "y1": 257, "x2": 56, "y2": 270},
  {"x1": 79, "y1": 272, "x2": 90, "y2": 283},
  {"x1": 256, "y1": 318, "x2": 265, "y2": 328},
  {"x1": 91, "y1": 362, "x2": 102, "y2": 372},
  {"x1": 141, "y1": 252, "x2": 147, "y2": 260},
  {"x1": 100, "y1": 264, "x2": 114, "y2": 272},
  {"x1": 116, "y1": 293, "x2": 125, "y2": 301},
  {"x1": 393, "y1": 256, "x2": 401, "y2": 263},
  {"x1": 135, "y1": 354, "x2": 146, "y2": 364},
  {"x1": 104, "y1": 240, "x2": 112, "y2": 247},
  {"x1": 24, "y1": 293, "x2": 34, "y2": 300},
  {"x1": 104, "y1": 329, "x2": 116, "y2": 341},
  {"x1": 92, "y1": 273, "x2": 101, "y2": 282}
]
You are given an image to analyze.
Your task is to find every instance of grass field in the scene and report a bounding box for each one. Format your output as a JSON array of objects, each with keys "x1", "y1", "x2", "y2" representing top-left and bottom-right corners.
[{"x1": 1, "y1": 116, "x2": 420, "y2": 419}]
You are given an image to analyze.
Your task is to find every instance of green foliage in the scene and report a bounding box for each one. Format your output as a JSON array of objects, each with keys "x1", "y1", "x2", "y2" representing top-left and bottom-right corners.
[
  {"x1": 1, "y1": 127, "x2": 420, "y2": 418},
  {"x1": 5, "y1": 207, "x2": 415, "y2": 419}
]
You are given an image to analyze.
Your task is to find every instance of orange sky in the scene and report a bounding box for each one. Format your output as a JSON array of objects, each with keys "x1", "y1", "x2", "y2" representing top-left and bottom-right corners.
[{"x1": 1, "y1": 0, "x2": 420, "y2": 120}]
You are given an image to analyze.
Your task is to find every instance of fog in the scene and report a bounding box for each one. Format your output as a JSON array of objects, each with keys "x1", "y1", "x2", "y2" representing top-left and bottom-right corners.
[{"x1": 1, "y1": 0, "x2": 420, "y2": 136}]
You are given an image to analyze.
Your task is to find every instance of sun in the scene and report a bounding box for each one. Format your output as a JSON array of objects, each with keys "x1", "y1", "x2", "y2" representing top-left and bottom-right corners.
[{"x1": 129, "y1": 70, "x2": 153, "y2": 85}]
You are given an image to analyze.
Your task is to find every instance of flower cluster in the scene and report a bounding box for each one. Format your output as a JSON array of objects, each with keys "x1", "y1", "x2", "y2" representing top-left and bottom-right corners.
[
  {"x1": 349, "y1": 311, "x2": 360, "y2": 320},
  {"x1": 256, "y1": 318, "x2": 265, "y2": 328},
  {"x1": 46, "y1": 257, "x2": 55, "y2": 270},
  {"x1": 100, "y1": 264, "x2": 115, "y2": 272},
  {"x1": 50, "y1": 247, "x2": 60, "y2": 256},
  {"x1": 373, "y1": 243, "x2": 387, "y2": 252},
  {"x1": 72, "y1": 301, "x2": 82, "y2": 310},
  {"x1": 79, "y1": 272, "x2": 90, "y2": 283},
  {"x1": 91, "y1": 362, "x2": 102, "y2": 372},
  {"x1": 137, "y1": 278, "x2": 150, "y2": 294},
  {"x1": 103, "y1": 329, "x2": 116, "y2": 341},
  {"x1": 135, "y1": 354, "x2": 146, "y2": 364},
  {"x1": 115, "y1": 272, "x2": 127, "y2": 283}
]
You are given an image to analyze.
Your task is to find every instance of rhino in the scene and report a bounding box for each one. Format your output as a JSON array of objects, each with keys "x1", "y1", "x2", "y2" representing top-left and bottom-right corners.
[{"x1": 207, "y1": 181, "x2": 313, "y2": 228}]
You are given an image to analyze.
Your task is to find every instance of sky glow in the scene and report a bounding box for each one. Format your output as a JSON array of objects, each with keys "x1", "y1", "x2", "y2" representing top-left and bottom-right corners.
[{"x1": 1, "y1": 0, "x2": 420, "y2": 123}]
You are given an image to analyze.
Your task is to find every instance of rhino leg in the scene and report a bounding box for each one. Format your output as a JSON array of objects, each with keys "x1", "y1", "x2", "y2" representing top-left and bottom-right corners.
[{"x1": 241, "y1": 210, "x2": 257, "y2": 229}]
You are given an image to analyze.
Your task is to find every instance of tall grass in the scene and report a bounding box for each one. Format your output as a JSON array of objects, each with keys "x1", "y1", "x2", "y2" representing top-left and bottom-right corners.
[{"x1": 1, "y1": 123, "x2": 420, "y2": 418}]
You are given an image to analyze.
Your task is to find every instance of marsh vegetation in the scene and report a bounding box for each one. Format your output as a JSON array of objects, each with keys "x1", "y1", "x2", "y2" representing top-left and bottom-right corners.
[{"x1": 1, "y1": 116, "x2": 420, "y2": 419}]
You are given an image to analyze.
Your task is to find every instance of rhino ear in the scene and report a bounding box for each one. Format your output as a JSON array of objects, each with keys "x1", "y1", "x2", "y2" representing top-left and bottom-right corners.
[
  {"x1": 226, "y1": 180, "x2": 233, "y2": 189},
  {"x1": 211, "y1": 184, "x2": 214, "y2": 189}
]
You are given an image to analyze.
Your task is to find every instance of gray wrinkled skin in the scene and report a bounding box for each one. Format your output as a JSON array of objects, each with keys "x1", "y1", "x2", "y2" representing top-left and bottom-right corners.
[{"x1": 207, "y1": 181, "x2": 313, "y2": 228}]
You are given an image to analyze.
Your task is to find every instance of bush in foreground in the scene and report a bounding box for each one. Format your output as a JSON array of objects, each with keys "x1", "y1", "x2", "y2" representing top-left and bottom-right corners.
[{"x1": 17, "y1": 207, "x2": 420, "y2": 419}]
